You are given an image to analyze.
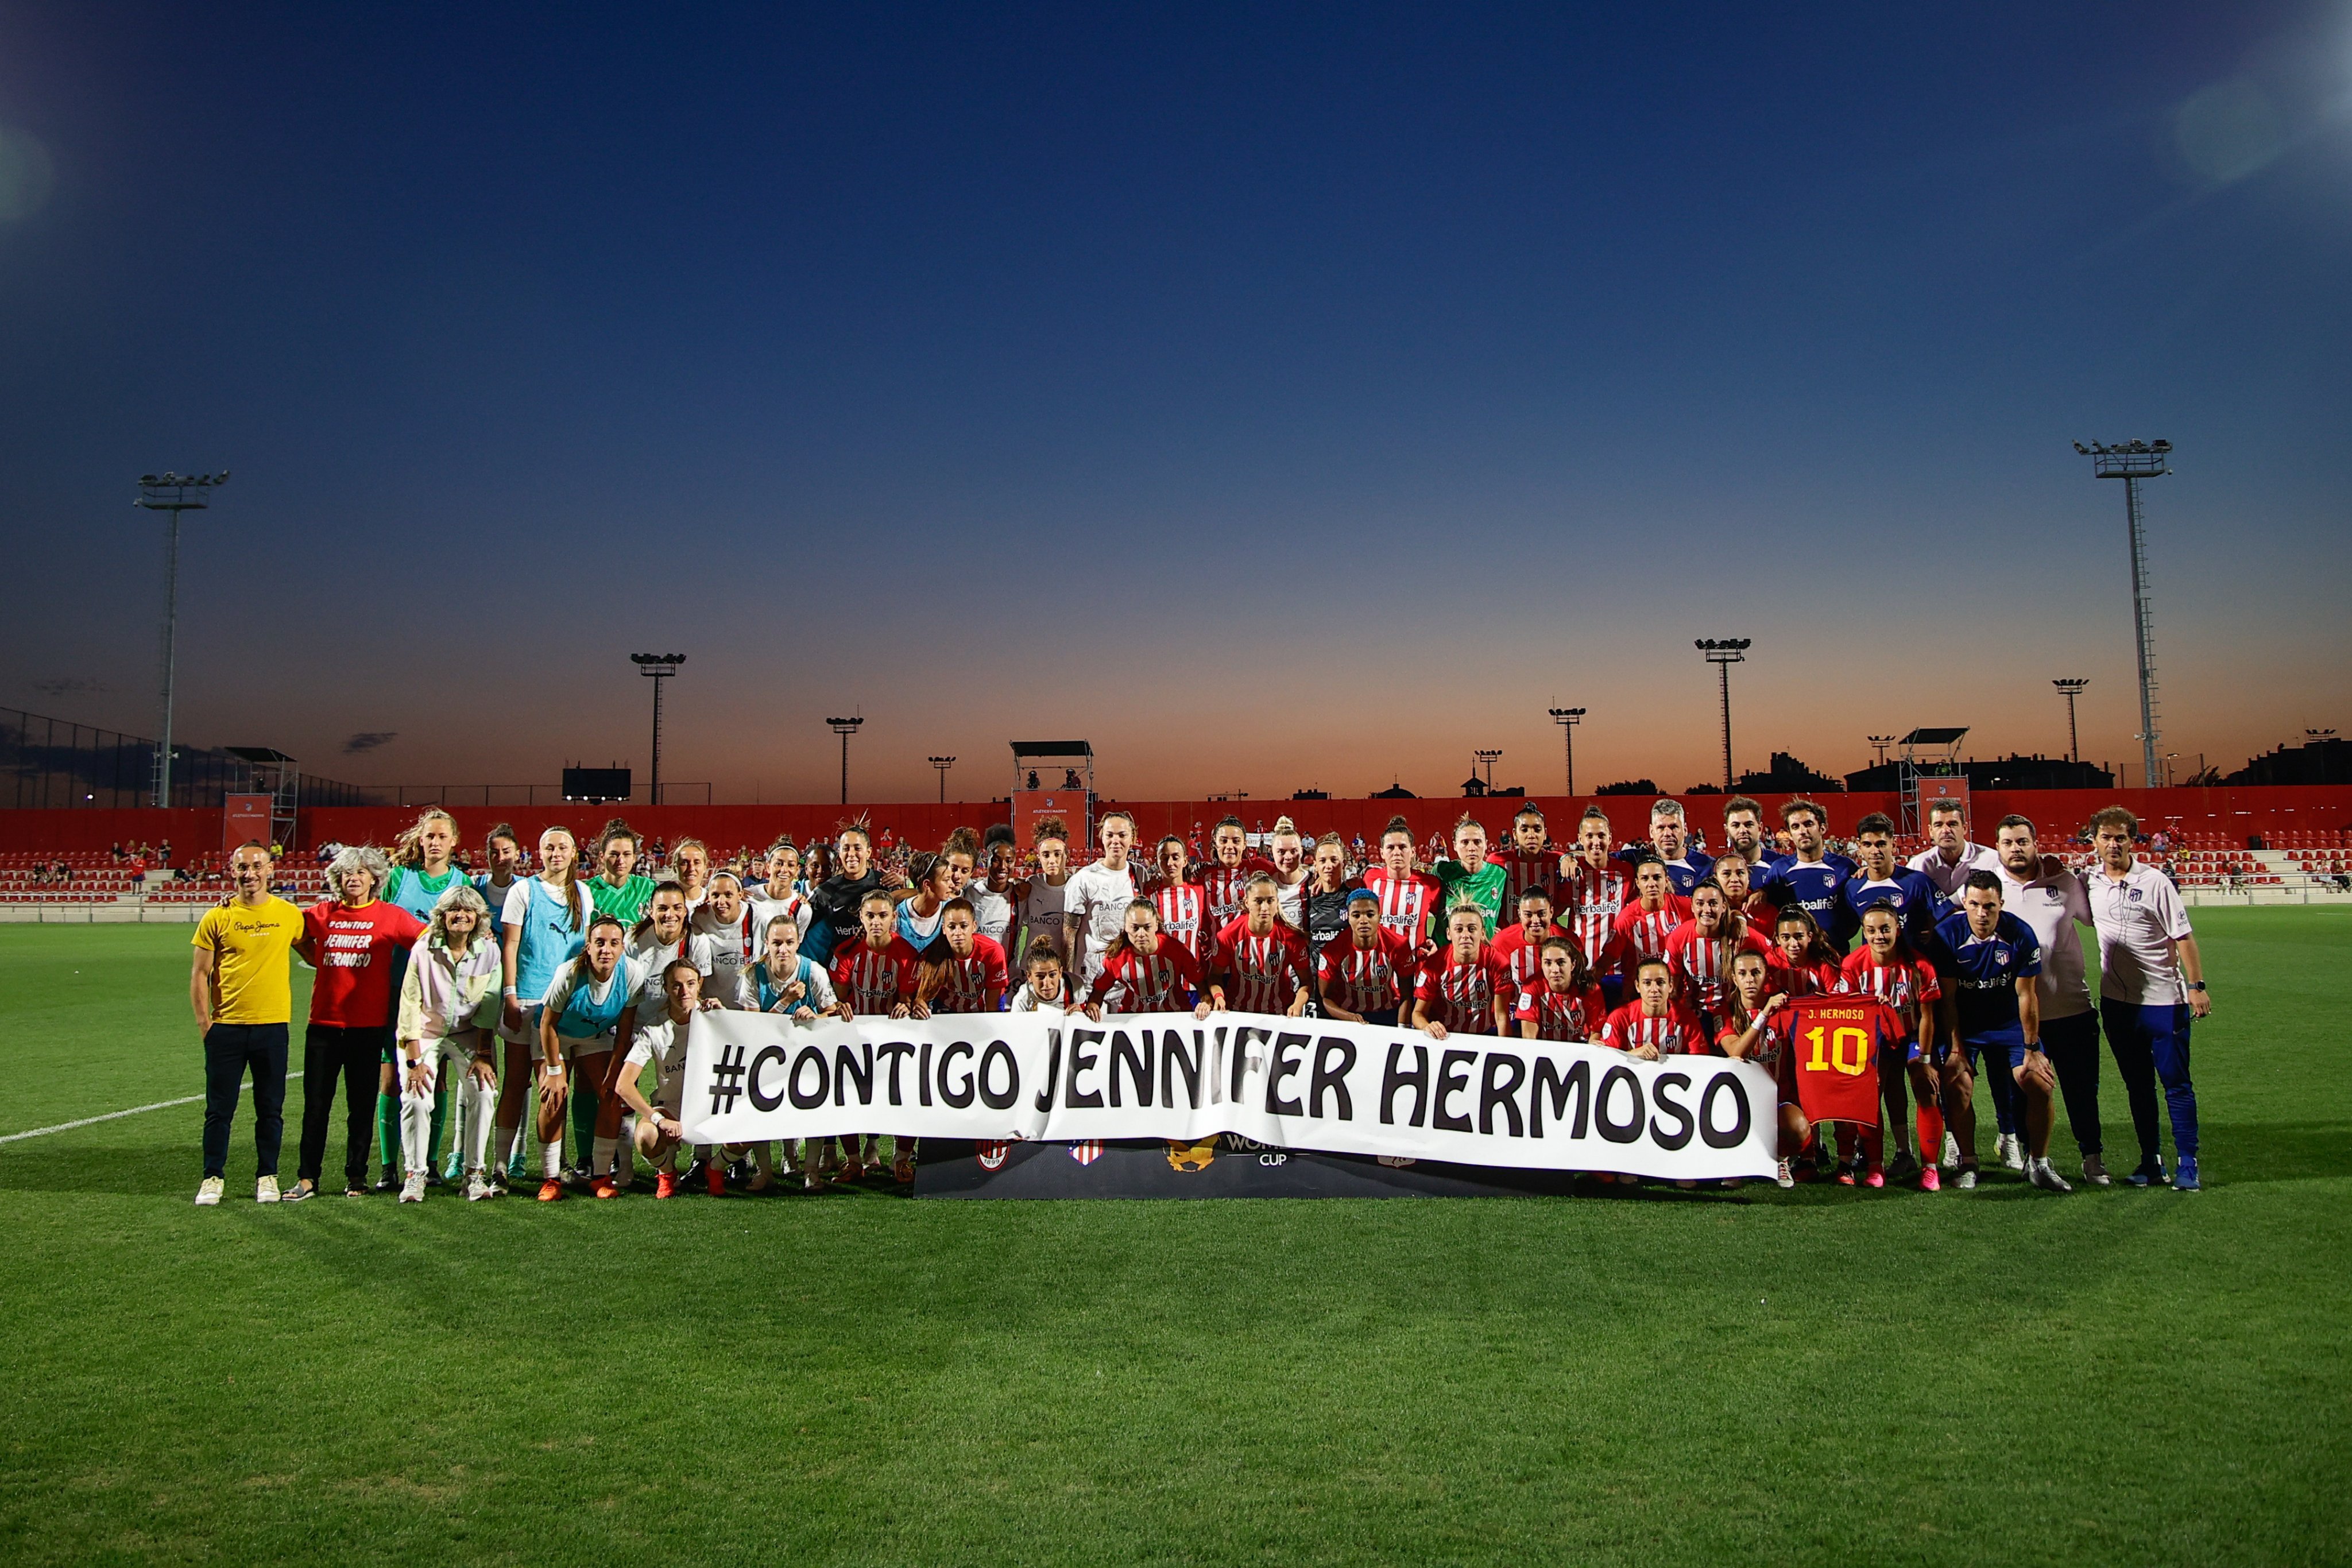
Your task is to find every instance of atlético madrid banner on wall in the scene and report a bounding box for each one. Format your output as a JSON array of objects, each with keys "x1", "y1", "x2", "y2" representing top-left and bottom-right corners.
[{"x1": 682, "y1": 1010, "x2": 1777, "y2": 1183}]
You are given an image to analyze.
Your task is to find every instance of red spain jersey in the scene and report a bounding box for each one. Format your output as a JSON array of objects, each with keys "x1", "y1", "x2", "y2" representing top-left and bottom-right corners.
[
  {"x1": 1556, "y1": 859, "x2": 1635, "y2": 966},
  {"x1": 1486, "y1": 847, "x2": 1557, "y2": 913},
  {"x1": 1610, "y1": 896, "x2": 1692, "y2": 969},
  {"x1": 1200, "y1": 858, "x2": 1275, "y2": 928},
  {"x1": 1086, "y1": 940, "x2": 1204, "y2": 1013},
  {"x1": 1414, "y1": 944, "x2": 1511, "y2": 1035},
  {"x1": 1487, "y1": 921, "x2": 1577, "y2": 993},
  {"x1": 1213, "y1": 915, "x2": 1312, "y2": 1015},
  {"x1": 1599, "y1": 998, "x2": 1710, "y2": 1055},
  {"x1": 1662, "y1": 920, "x2": 1772, "y2": 1020},
  {"x1": 923, "y1": 935, "x2": 1008, "y2": 1014},
  {"x1": 1836, "y1": 948, "x2": 1941, "y2": 1028},
  {"x1": 1150, "y1": 881, "x2": 1212, "y2": 962},
  {"x1": 1361, "y1": 866, "x2": 1442, "y2": 946},
  {"x1": 1784, "y1": 994, "x2": 1905, "y2": 1127},
  {"x1": 1512, "y1": 978, "x2": 1608, "y2": 1042},
  {"x1": 1317, "y1": 928, "x2": 1415, "y2": 1016},
  {"x1": 831, "y1": 936, "x2": 922, "y2": 1015}
]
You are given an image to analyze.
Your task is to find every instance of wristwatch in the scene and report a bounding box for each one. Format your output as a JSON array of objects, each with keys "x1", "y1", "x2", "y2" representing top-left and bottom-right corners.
[{"x1": 2187, "y1": 981, "x2": 2207, "y2": 993}]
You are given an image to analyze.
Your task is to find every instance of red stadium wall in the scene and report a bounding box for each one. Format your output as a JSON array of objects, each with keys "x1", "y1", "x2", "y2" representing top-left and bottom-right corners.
[{"x1": 6, "y1": 787, "x2": 2350, "y2": 857}]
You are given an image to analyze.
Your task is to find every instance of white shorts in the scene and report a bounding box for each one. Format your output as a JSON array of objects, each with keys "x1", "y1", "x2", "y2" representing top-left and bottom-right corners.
[{"x1": 535, "y1": 1030, "x2": 616, "y2": 1066}]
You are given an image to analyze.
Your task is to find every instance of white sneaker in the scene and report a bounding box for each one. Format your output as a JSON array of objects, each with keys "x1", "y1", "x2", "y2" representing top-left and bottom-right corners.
[
  {"x1": 1955, "y1": 1168, "x2": 1978, "y2": 1190},
  {"x1": 399, "y1": 1172, "x2": 426, "y2": 1203},
  {"x1": 2028, "y1": 1157, "x2": 2072, "y2": 1193},
  {"x1": 2081, "y1": 1154, "x2": 2111, "y2": 1187},
  {"x1": 255, "y1": 1175, "x2": 281, "y2": 1203},
  {"x1": 195, "y1": 1176, "x2": 225, "y2": 1206},
  {"x1": 1999, "y1": 1135, "x2": 2025, "y2": 1171},
  {"x1": 1940, "y1": 1132, "x2": 1960, "y2": 1171},
  {"x1": 465, "y1": 1173, "x2": 496, "y2": 1202},
  {"x1": 1775, "y1": 1159, "x2": 1794, "y2": 1189}
]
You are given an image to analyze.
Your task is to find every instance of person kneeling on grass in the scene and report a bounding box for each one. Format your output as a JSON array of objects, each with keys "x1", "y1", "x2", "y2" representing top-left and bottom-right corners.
[
  {"x1": 534, "y1": 915, "x2": 647, "y2": 1203},
  {"x1": 393, "y1": 884, "x2": 503, "y2": 1202},
  {"x1": 611, "y1": 958, "x2": 722, "y2": 1199},
  {"x1": 1718, "y1": 948, "x2": 1805, "y2": 1188}
]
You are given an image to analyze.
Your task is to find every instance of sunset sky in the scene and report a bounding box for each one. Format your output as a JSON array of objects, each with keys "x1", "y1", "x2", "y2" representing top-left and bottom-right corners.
[{"x1": 1, "y1": 3, "x2": 2347, "y2": 803}]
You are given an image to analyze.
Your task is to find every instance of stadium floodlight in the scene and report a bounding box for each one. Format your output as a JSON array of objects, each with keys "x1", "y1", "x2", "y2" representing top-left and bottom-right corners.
[
  {"x1": 2076, "y1": 440, "x2": 2171, "y2": 790},
  {"x1": 928, "y1": 755, "x2": 956, "y2": 803},
  {"x1": 135, "y1": 469, "x2": 229, "y2": 807},
  {"x1": 1695, "y1": 638, "x2": 1751, "y2": 791},
  {"x1": 1546, "y1": 707, "x2": 1586, "y2": 796},
  {"x1": 2052, "y1": 679, "x2": 2090, "y2": 764},
  {"x1": 826, "y1": 715, "x2": 864, "y2": 805},
  {"x1": 1473, "y1": 748, "x2": 1503, "y2": 791},
  {"x1": 630, "y1": 654, "x2": 685, "y2": 804},
  {"x1": 1867, "y1": 734, "x2": 1897, "y2": 768}
]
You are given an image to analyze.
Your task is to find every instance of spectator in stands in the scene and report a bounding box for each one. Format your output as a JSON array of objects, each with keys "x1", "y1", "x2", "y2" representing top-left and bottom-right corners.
[
  {"x1": 110, "y1": 841, "x2": 125, "y2": 862},
  {"x1": 159, "y1": 839, "x2": 173, "y2": 866}
]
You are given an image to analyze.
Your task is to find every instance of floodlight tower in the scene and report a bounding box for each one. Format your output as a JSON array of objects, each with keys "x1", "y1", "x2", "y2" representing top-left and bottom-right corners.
[
  {"x1": 2052, "y1": 679, "x2": 2090, "y2": 764},
  {"x1": 1547, "y1": 707, "x2": 1585, "y2": 796},
  {"x1": 630, "y1": 654, "x2": 684, "y2": 803},
  {"x1": 2073, "y1": 440, "x2": 2171, "y2": 789},
  {"x1": 1695, "y1": 638, "x2": 1751, "y2": 790},
  {"x1": 1868, "y1": 734, "x2": 1897, "y2": 768},
  {"x1": 825, "y1": 715, "x2": 863, "y2": 804},
  {"x1": 928, "y1": 755, "x2": 956, "y2": 803},
  {"x1": 136, "y1": 470, "x2": 229, "y2": 807},
  {"x1": 1473, "y1": 748, "x2": 1502, "y2": 791}
]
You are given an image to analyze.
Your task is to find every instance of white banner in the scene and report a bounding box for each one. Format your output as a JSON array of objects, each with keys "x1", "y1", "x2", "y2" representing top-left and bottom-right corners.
[{"x1": 680, "y1": 1009, "x2": 1777, "y2": 1182}]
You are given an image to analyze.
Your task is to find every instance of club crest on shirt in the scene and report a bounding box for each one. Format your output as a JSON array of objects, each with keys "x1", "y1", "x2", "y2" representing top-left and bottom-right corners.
[
  {"x1": 2042, "y1": 887, "x2": 2064, "y2": 903},
  {"x1": 1993, "y1": 945, "x2": 2011, "y2": 965},
  {"x1": 2128, "y1": 888, "x2": 2143, "y2": 901}
]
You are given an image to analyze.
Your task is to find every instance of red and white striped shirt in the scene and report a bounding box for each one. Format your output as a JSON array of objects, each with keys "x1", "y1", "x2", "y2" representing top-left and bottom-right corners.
[
  {"x1": 1837, "y1": 949, "x2": 1940, "y2": 1027},
  {"x1": 1488, "y1": 922, "x2": 1574, "y2": 993},
  {"x1": 923, "y1": 936, "x2": 1008, "y2": 1014},
  {"x1": 1599, "y1": 998, "x2": 1710, "y2": 1055},
  {"x1": 1151, "y1": 881, "x2": 1212, "y2": 962},
  {"x1": 1610, "y1": 896, "x2": 1693, "y2": 970},
  {"x1": 1715, "y1": 1009, "x2": 1796, "y2": 1071},
  {"x1": 1414, "y1": 946, "x2": 1511, "y2": 1036},
  {"x1": 1213, "y1": 916, "x2": 1312, "y2": 1015},
  {"x1": 1317, "y1": 928, "x2": 1415, "y2": 1016},
  {"x1": 1512, "y1": 978, "x2": 1608, "y2": 1042},
  {"x1": 1557, "y1": 859, "x2": 1635, "y2": 966},
  {"x1": 1486, "y1": 847, "x2": 1557, "y2": 913},
  {"x1": 1770, "y1": 957, "x2": 1846, "y2": 998},
  {"x1": 1361, "y1": 867, "x2": 1442, "y2": 946},
  {"x1": 1087, "y1": 940, "x2": 1204, "y2": 1013},
  {"x1": 830, "y1": 936, "x2": 921, "y2": 1015},
  {"x1": 1200, "y1": 860, "x2": 1271, "y2": 928},
  {"x1": 1663, "y1": 920, "x2": 1772, "y2": 1019}
]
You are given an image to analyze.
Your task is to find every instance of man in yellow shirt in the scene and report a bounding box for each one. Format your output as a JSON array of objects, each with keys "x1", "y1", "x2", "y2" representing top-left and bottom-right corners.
[{"x1": 190, "y1": 842, "x2": 305, "y2": 1205}]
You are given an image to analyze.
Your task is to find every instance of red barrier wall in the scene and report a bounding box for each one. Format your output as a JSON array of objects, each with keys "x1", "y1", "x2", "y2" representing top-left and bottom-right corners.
[{"x1": 7, "y1": 787, "x2": 2349, "y2": 856}]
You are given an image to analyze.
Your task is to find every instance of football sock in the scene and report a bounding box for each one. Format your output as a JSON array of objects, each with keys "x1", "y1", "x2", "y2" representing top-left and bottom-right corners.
[
  {"x1": 1916, "y1": 1105, "x2": 1944, "y2": 1158},
  {"x1": 542, "y1": 1137, "x2": 564, "y2": 1179},
  {"x1": 1835, "y1": 1124, "x2": 1858, "y2": 1164},
  {"x1": 428, "y1": 1086, "x2": 449, "y2": 1173},
  {"x1": 568, "y1": 1083, "x2": 598, "y2": 1170},
  {"x1": 494, "y1": 1122, "x2": 519, "y2": 1175},
  {"x1": 1863, "y1": 1126, "x2": 1885, "y2": 1171},
  {"x1": 591, "y1": 1136, "x2": 618, "y2": 1181},
  {"x1": 374, "y1": 1091, "x2": 400, "y2": 1178},
  {"x1": 614, "y1": 1116, "x2": 636, "y2": 1180}
]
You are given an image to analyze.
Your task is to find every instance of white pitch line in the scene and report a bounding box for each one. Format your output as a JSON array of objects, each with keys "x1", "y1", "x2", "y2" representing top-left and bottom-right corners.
[{"x1": 0, "y1": 1072, "x2": 301, "y2": 1144}]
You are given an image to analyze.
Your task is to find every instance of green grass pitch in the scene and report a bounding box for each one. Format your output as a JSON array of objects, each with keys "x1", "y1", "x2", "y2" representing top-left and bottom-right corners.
[{"x1": 0, "y1": 909, "x2": 2344, "y2": 1566}]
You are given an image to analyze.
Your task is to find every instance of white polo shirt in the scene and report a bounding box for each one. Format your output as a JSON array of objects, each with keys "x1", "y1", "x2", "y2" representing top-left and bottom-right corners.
[
  {"x1": 2083, "y1": 860, "x2": 2195, "y2": 1006},
  {"x1": 1908, "y1": 842, "x2": 2000, "y2": 903},
  {"x1": 1993, "y1": 864, "x2": 2092, "y2": 1021}
]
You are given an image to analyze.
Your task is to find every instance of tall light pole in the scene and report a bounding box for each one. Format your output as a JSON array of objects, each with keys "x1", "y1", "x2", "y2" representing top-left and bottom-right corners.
[
  {"x1": 2052, "y1": 678, "x2": 2090, "y2": 764},
  {"x1": 630, "y1": 653, "x2": 684, "y2": 804},
  {"x1": 136, "y1": 470, "x2": 228, "y2": 807},
  {"x1": 928, "y1": 755, "x2": 956, "y2": 803},
  {"x1": 1695, "y1": 638, "x2": 1750, "y2": 791},
  {"x1": 1868, "y1": 734, "x2": 1897, "y2": 768},
  {"x1": 1547, "y1": 707, "x2": 1585, "y2": 796},
  {"x1": 826, "y1": 715, "x2": 863, "y2": 806},
  {"x1": 2074, "y1": 440, "x2": 2171, "y2": 793},
  {"x1": 1473, "y1": 748, "x2": 1502, "y2": 791}
]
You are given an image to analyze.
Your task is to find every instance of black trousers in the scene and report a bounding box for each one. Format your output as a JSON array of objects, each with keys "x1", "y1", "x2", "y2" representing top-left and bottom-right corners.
[
  {"x1": 2041, "y1": 1010, "x2": 2103, "y2": 1157},
  {"x1": 202, "y1": 1023, "x2": 288, "y2": 1179},
  {"x1": 299, "y1": 1023, "x2": 390, "y2": 1187}
]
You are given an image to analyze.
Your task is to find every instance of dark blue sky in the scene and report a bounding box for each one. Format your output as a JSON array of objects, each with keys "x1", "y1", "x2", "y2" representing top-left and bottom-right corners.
[{"x1": 2, "y1": 3, "x2": 2346, "y2": 800}]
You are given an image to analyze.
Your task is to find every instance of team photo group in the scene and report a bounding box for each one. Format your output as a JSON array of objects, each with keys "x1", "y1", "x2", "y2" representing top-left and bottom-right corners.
[{"x1": 184, "y1": 788, "x2": 2210, "y2": 1207}]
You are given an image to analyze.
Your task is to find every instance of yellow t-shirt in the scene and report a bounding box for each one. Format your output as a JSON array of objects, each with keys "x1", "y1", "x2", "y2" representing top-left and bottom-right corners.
[{"x1": 192, "y1": 897, "x2": 306, "y2": 1026}]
